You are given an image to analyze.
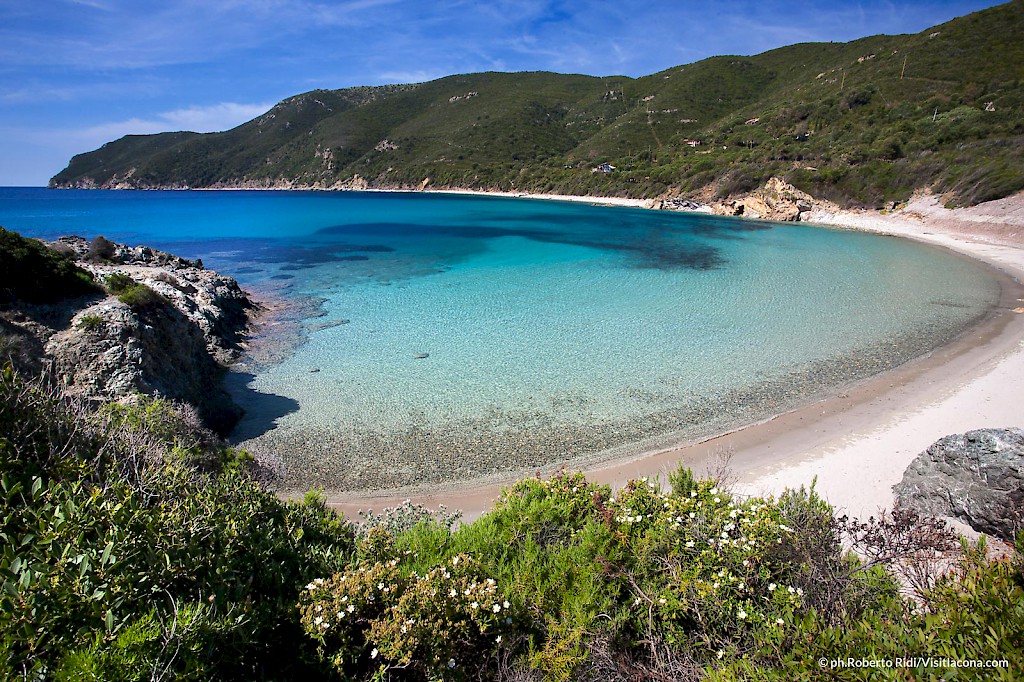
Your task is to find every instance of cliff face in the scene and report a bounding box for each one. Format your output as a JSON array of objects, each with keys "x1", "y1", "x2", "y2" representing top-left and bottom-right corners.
[{"x1": 1, "y1": 236, "x2": 259, "y2": 434}]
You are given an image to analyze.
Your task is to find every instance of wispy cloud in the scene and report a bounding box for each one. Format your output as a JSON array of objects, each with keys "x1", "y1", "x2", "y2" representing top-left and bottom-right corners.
[
  {"x1": 70, "y1": 101, "x2": 273, "y2": 145},
  {"x1": 376, "y1": 69, "x2": 448, "y2": 84}
]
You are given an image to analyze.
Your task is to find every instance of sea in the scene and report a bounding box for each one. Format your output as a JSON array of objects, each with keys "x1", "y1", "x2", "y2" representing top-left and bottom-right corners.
[{"x1": 0, "y1": 188, "x2": 1001, "y2": 491}]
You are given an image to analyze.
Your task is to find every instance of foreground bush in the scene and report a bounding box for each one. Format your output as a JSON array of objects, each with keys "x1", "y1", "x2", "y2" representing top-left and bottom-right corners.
[
  {"x1": 0, "y1": 367, "x2": 354, "y2": 680},
  {"x1": 2, "y1": 365, "x2": 1021, "y2": 680},
  {"x1": 0, "y1": 227, "x2": 99, "y2": 304}
]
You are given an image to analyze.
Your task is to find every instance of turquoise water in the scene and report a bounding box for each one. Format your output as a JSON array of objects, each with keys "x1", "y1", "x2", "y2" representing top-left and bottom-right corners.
[{"x1": 0, "y1": 188, "x2": 1001, "y2": 490}]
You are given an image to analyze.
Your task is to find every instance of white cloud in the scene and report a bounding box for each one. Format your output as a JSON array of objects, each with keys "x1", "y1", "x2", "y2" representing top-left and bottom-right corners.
[
  {"x1": 376, "y1": 69, "x2": 446, "y2": 84},
  {"x1": 79, "y1": 101, "x2": 273, "y2": 141},
  {"x1": 158, "y1": 101, "x2": 273, "y2": 132}
]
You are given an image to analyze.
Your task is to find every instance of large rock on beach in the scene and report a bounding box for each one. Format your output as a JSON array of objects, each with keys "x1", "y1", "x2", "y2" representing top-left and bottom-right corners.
[
  {"x1": 711, "y1": 177, "x2": 814, "y2": 221},
  {"x1": 893, "y1": 428, "x2": 1024, "y2": 542}
]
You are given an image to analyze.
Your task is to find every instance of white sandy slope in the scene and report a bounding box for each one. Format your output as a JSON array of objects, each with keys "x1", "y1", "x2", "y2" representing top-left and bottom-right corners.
[{"x1": 734, "y1": 193, "x2": 1024, "y2": 519}]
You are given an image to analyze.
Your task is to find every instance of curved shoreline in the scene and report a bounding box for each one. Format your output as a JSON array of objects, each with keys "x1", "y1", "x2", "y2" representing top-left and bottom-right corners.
[{"x1": 315, "y1": 193, "x2": 1024, "y2": 521}]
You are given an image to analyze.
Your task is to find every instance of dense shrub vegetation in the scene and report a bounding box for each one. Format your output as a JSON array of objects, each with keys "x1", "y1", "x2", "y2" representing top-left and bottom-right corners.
[
  {"x1": 0, "y1": 228, "x2": 99, "y2": 304},
  {"x1": 1, "y1": 364, "x2": 1021, "y2": 680}
]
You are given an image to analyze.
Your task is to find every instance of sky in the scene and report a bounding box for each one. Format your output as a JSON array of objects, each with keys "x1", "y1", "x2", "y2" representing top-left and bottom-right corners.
[{"x1": 0, "y1": 0, "x2": 1004, "y2": 186}]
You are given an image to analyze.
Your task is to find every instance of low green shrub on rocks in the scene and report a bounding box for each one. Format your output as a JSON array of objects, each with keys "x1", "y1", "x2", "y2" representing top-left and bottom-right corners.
[{"x1": 103, "y1": 273, "x2": 164, "y2": 312}]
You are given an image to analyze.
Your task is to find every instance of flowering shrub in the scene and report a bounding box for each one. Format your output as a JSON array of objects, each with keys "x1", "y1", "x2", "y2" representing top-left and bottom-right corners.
[
  {"x1": 606, "y1": 477, "x2": 808, "y2": 657},
  {"x1": 299, "y1": 553, "x2": 514, "y2": 679}
]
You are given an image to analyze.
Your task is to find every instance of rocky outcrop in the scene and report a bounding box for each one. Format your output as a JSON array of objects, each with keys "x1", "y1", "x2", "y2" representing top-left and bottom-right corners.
[
  {"x1": 893, "y1": 428, "x2": 1024, "y2": 542},
  {"x1": 711, "y1": 177, "x2": 814, "y2": 221},
  {"x1": 4, "y1": 237, "x2": 258, "y2": 434},
  {"x1": 53, "y1": 237, "x2": 256, "y2": 363}
]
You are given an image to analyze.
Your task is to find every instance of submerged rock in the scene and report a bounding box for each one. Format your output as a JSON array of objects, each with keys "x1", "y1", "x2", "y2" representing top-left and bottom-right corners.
[{"x1": 893, "y1": 428, "x2": 1024, "y2": 542}]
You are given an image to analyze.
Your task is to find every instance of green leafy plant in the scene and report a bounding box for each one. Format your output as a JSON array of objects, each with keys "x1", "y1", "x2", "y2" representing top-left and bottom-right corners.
[{"x1": 76, "y1": 314, "x2": 104, "y2": 332}]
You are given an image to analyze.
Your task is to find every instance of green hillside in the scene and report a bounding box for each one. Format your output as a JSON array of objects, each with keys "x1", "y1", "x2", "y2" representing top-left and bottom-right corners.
[{"x1": 51, "y1": 1, "x2": 1024, "y2": 207}]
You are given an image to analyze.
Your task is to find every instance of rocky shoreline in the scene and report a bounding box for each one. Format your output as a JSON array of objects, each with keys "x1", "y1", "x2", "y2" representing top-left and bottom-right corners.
[
  {"x1": 54, "y1": 175, "x2": 827, "y2": 224},
  {"x1": 1, "y1": 236, "x2": 259, "y2": 434}
]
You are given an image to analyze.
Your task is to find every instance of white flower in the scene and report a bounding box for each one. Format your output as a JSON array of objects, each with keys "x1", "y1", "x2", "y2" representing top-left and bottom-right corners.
[
  {"x1": 788, "y1": 587, "x2": 795, "y2": 594},
  {"x1": 314, "y1": 616, "x2": 323, "y2": 625},
  {"x1": 690, "y1": 491, "x2": 697, "y2": 497},
  {"x1": 503, "y1": 600, "x2": 510, "y2": 608},
  {"x1": 776, "y1": 618, "x2": 784, "y2": 625},
  {"x1": 768, "y1": 583, "x2": 777, "y2": 591},
  {"x1": 742, "y1": 560, "x2": 749, "y2": 566},
  {"x1": 685, "y1": 540, "x2": 695, "y2": 548},
  {"x1": 448, "y1": 659, "x2": 456, "y2": 668},
  {"x1": 401, "y1": 625, "x2": 407, "y2": 633},
  {"x1": 710, "y1": 487, "x2": 718, "y2": 495},
  {"x1": 452, "y1": 556, "x2": 460, "y2": 566},
  {"x1": 449, "y1": 588, "x2": 458, "y2": 597},
  {"x1": 496, "y1": 635, "x2": 502, "y2": 643},
  {"x1": 371, "y1": 648, "x2": 379, "y2": 659},
  {"x1": 377, "y1": 582, "x2": 384, "y2": 590},
  {"x1": 658, "y1": 598, "x2": 666, "y2": 604},
  {"x1": 471, "y1": 601, "x2": 479, "y2": 610},
  {"x1": 493, "y1": 604, "x2": 501, "y2": 612},
  {"x1": 796, "y1": 588, "x2": 803, "y2": 596},
  {"x1": 737, "y1": 610, "x2": 747, "y2": 620},
  {"x1": 347, "y1": 605, "x2": 355, "y2": 613},
  {"x1": 636, "y1": 514, "x2": 643, "y2": 522},
  {"x1": 717, "y1": 650, "x2": 725, "y2": 660}
]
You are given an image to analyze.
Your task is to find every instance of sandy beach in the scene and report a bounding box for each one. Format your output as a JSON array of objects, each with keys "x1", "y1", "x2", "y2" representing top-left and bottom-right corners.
[{"x1": 317, "y1": 190, "x2": 1024, "y2": 522}]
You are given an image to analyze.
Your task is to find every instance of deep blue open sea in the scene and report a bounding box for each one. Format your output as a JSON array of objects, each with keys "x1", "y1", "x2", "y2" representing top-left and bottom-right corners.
[{"x1": 0, "y1": 188, "x2": 1001, "y2": 490}]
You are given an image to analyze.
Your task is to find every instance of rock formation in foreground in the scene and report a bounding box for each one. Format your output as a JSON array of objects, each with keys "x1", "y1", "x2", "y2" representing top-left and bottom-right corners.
[
  {"x1": 894, "y1": 428, "x2": 1024, "y2": 543},
  {"x1": 1, "y1": 234, "x2": 258, "y2": 434}
]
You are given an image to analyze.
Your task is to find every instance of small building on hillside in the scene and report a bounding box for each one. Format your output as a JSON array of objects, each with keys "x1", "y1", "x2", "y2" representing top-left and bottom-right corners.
[{"x1": 593, "y1": 163, "x2": 616, "y2": 173}]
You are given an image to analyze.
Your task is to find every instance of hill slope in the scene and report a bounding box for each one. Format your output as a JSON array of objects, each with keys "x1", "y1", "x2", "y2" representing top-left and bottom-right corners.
[{"x1": 51, "y1": 1, "x2": 1024, "y2": 208}]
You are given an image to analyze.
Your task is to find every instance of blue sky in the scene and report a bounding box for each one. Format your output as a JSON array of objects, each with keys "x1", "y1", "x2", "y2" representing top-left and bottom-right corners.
[{"x1": 0, "y1": 0, "x2": 1003, "y2": 186}]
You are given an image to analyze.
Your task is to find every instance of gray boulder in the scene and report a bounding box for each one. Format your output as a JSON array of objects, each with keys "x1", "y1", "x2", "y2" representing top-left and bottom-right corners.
[{"x1": 893, "y1": 428, "x2": 1024, "y2": 542}]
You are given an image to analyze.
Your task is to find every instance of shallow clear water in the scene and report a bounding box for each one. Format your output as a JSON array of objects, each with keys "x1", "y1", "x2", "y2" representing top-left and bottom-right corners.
[{"x1": 0, "y1": 188, "x2": 1001, "y2": 490}]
